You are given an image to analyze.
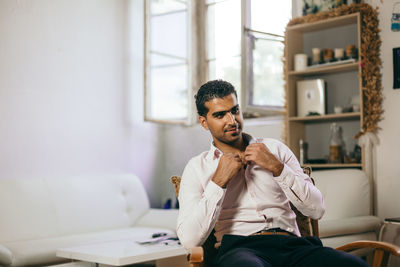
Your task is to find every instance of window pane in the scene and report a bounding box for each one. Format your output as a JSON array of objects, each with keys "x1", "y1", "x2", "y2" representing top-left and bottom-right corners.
[
  {"x1": 150, "y1": 52, "x2": 186, "y2": 67},
  {"x1": 208, "y1": 56, "x2": 241, "y2": 95},
  {"x1": 206, "y1": 0, "x2": 227, "y2": 4},
  {"x1": 149, "y1": 65, "x2": 188, "y2": 120},
  {"x1": 151, "y1": 10, "x2": 187, "y2": 58},
  {"x1": 250, "y1": 36, "x2": 284, "y2": 107},
  {"x1": 206, "y1": 0, "x2": 241, "y2": 60},
  {"x1": 250, "y1": 0, "x2": 291, "y2": 36},
  {"x1": 151, "y1": 0, "x2": 186, "y2": 15}
]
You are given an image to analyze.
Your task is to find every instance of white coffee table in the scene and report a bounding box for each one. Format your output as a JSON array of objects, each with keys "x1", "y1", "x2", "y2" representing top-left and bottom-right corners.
[{"x1": 56, "y1": 239, "x2": 189, "y2": 267}]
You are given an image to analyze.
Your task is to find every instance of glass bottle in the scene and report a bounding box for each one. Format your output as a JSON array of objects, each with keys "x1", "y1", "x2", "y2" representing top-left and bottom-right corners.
[
  {"x1": 299, "y1": 139, "x2": 308, "y2": 165},
  {"x1": 391, "y1": 2, "x2": 400, "y2": 32},
  {"x1": 329, "y1": 123, "x2": 343, "y2": 163}
]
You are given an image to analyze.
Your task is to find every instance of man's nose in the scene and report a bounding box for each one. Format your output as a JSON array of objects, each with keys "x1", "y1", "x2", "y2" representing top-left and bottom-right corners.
[{"x1": 226, "y1": 112, "x2": 236, "y2": 124}]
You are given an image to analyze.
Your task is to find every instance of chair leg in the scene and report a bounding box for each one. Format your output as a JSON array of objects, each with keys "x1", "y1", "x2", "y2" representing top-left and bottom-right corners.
[{"x1": 372, "y1": 249, "x2": 389, "y2": 267}]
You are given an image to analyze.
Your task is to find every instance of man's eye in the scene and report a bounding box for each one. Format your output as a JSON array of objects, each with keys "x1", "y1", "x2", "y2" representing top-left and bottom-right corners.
[{"x1": 216, "y1": 114, "x2": 224, "y2": 119}]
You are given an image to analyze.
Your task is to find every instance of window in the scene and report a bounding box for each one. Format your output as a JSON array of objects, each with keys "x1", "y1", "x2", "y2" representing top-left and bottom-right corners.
[
  {"x1": 243, "y1": 0, "x2": 291, "y2": 116},
  {"x1": 144, "y1": 0, "x2": 191, "y2": 124},
  {"x1": 144, "y1": 0, "x2": 291, "y2": 124}
]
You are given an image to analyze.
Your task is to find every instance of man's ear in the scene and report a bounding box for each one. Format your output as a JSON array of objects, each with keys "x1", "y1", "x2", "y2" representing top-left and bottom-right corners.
[{"x1": 198, "y1": 115, "x2": 209, "y2": 130}]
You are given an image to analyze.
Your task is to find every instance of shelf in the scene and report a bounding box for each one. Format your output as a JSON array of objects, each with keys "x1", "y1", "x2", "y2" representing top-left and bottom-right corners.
[
  {"x1": 288, "y1": 61, "x2": 359, "y2": 76},
  {"x1": 289, "y1": 112, "x2": 361, "y2": 122},
  {"x1": 303, "y1": 163, "x2": 362, "y2": 169},
  {"x1": 286, "y1": 13, "x2": 358, "y2": 33}
]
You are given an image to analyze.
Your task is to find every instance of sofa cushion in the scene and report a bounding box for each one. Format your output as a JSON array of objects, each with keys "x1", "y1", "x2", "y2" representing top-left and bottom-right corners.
[
  {"x1": 2, "y1": 226, "x2": 175, "y2": 267},
  {"x1": 321, "y1": 231, "x2": 378, "y2": 249},
  {"x1": 312, "y1": 169, "x2": 370, "y2": 220},
  {"x1": 319, "y1": 215, "x2": 381, "y2": 238}
]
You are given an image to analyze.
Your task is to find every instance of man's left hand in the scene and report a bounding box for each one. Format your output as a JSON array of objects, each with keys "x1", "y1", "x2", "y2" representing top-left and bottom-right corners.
[{"x1": 244, "y1": 143, "x2": 284, "y2": 177}]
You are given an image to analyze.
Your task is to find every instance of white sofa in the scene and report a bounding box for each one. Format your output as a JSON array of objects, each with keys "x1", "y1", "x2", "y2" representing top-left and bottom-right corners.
[
  {"x1": 0, "y1": 174, "x2": 179, "y2": 267},
  {"x1": 312, "y1": 169, "x2": 382, "y2": 248}
]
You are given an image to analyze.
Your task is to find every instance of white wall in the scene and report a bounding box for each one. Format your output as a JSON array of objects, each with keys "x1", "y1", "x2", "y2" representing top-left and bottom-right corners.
[
  {"x1": 0, "y1": 0, "x2": 165, "y2": 207},
  {"x1": 369, "y1": 0, "x2": 400, "y2": 218}
]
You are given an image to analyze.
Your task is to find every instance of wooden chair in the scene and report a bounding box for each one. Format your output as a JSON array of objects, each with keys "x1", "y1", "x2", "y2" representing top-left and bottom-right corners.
[
  {"x1": 170, "y1": 168, "x2": 400, "y2": 267},
  {"x1": 336, "y1": 241, "x2": 400, "y2": 267}
]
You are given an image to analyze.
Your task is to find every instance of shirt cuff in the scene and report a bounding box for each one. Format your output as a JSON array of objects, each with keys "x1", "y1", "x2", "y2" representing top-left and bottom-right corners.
[
  {"x1": 273, "y1": 164, "x2": 295, "y2": 188},
  {"x1": 204, "y1": 180, "x2": 226, "y2": 204}
]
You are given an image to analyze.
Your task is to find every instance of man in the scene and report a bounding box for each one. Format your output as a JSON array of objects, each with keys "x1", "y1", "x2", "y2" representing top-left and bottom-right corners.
[{"x1": 177, "y1": 80, "x2": 368, "y2": 267}]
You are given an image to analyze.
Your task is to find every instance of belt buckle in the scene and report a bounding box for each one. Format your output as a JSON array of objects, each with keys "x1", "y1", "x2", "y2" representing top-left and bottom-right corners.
[{"x1": 261, "y1": 228, "x2": 278, "y2": 235}]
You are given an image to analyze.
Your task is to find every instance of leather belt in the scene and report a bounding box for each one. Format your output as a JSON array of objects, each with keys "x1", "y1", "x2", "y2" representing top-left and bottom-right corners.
[{"x1": 251, "y1": 229, "x2": 293, "y2": 237}]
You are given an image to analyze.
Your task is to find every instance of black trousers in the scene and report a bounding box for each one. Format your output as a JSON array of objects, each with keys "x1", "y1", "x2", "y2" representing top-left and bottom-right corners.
[{"x1": 212, "y1": 234, "x2": 369, "y2": 267}]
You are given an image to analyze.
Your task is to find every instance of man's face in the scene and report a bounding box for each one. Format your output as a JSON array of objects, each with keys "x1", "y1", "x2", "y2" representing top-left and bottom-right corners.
[{"x1": 199, "y1": 93, "x2": 243, "y2": 147}]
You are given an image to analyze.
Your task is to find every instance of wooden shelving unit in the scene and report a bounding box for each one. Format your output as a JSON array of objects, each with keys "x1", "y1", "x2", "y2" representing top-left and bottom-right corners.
[{"x1": 284, "y1": 13, "x2": 364, "y2": 170}]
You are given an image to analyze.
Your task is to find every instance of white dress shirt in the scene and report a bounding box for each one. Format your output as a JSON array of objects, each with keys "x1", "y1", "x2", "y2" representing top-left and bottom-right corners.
[{"x1": 177, "y1": 136, "x2": 325, "y2": 250}]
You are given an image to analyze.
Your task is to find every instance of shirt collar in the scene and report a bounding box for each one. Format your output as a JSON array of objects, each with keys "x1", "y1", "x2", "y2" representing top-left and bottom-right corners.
[{"x1": 206, "y1": 133, "x2": 258, "y2": 161}]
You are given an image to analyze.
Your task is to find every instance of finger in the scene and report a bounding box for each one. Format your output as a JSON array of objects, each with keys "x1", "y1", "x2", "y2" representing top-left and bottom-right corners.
[
  {"x1": 244, "y1": 148, "x2": 254, "y2": 157},
  {"x1": 244, "y1": 154, "x2": 254, "y2": 164},
  {"x1": 239, "y1": 155, "x2": 247, "y2": 164},
  {"x1": 234, "y1": 155, "x2": 243, "y2": 162},
  {"x1": 247, "y1": 143, "x2": 262, "y2": 148},
  {"x1": 249, "y1": 143, "x2": 267, "y2": 151},
  {"x1": 223, "y1": 153, "x2": 236, "y2": 160},
  {"x1": 245, "y1": 144, "x2": 260, "y2": 152}
]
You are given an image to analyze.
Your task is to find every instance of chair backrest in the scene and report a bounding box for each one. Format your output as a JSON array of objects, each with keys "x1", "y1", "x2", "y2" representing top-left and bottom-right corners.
[{"x1": 170, "y1": 166, "x2": 319, "y2": 238}]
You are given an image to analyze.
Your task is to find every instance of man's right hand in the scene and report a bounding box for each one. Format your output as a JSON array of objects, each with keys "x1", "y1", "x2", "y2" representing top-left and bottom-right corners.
[{"x1": 212, "y1": 153, "x2": 244, "y2": 188}]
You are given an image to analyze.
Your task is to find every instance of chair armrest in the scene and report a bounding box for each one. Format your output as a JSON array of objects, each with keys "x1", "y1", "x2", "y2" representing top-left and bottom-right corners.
[
  {"x1": 134, "y1": 208, "x2": 179, "y2": 231},
  {"x1": 189, "y1": 246, "x2": 204, "y2": 266},
  {"x1": 336, "y1": 240, "x2": 400, "y2": 256}
]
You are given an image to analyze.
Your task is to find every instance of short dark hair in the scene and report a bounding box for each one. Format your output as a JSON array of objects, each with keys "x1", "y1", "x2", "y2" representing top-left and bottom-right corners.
[{"x1": 195, "y1": 80, "x2": 237, "y2": 117}]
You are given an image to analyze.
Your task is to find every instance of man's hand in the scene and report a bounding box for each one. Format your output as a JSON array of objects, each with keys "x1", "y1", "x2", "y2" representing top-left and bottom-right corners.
[
  {"x1": 244, "y1": 143, "x2": 284, "y2": 177},
  {"x1": 212, "y1": 153, "x2": 244, "y2": 188}
]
